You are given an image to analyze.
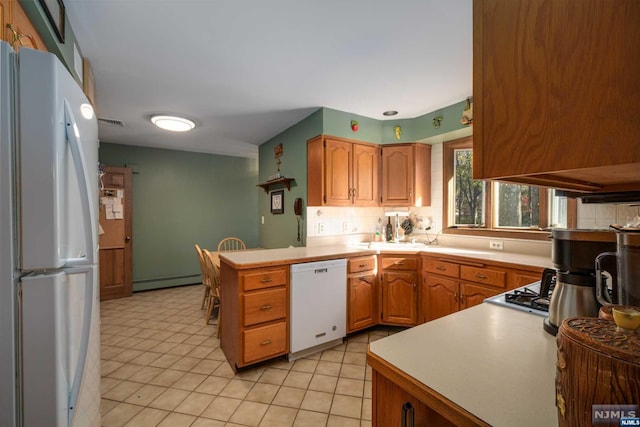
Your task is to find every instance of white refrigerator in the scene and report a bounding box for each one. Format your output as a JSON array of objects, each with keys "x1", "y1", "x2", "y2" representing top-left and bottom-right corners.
[{"x1": 0, "y1": 42, "x2": 101, "y2": 426}]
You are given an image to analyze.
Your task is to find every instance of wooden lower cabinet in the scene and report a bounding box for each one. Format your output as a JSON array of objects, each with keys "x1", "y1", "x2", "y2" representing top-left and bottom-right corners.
[
  {"x1": 381, "y1": 270, "x2": 418, "y2": 325},
  {"x1": 369, "y1": 351, "x2": 487, "y2": 426},
  {"x1": 373, "y1": 371, "x2": 452, "y2": 427},
  {"x1": 379, "y1": 254, "x2": 419, "y2": 326},
  {"x1": 422, "y1": 275, "x2": 458, "y2": 322},
  {"x1": 242, "y1": 321, "x2": 287, "y2": 363},
  {"x1": 420, "y1": 255, "x2": 543, "y2": 322},
  {"x1": 220, "y1": 263, "x2": 289, "y2": 370},
  {"x1": 421, "y1": 275, "x2": 500, "y2": 322},
  {"x1": 459, "y1": 283, "x2": 500, "y2": 310},
  {"x1": 347, "y1": 256, "x2": 377, "y2": 333},
  {"x1": 348, "y1": 274, "x2": 376, "y2": 332}
]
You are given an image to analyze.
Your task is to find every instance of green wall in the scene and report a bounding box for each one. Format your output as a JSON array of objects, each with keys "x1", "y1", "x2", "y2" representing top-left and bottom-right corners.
[
  {"x1": 99, "y1": 143, "x2": 259, "y2": 291},
  {"x1": 258, "y1": 101, "x2": 472, "y2": 247},
  {"x1": 258, "y1": 110, "x2": 323, "y2": 249}
]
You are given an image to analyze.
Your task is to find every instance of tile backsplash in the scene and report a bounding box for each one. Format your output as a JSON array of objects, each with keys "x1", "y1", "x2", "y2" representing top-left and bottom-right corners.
[{"x1": 577, "y1": 202, "x2": 640, "y2": 229}]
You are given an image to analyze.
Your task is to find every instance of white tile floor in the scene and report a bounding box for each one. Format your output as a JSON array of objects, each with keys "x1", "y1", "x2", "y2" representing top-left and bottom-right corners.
[{"x1": 100, "y1": 284, "x2": 398, "y2": 427}]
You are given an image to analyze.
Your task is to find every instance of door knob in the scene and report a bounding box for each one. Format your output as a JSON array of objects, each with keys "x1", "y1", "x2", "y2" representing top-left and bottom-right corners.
[{"x1": 125, "y1": 236, "x2": 131, "y2": 242}]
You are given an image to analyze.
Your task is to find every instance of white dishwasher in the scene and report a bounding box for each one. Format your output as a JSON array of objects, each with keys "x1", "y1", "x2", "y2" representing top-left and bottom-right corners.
[{"x1": 290, "y1": 258, "x2": 347, "y2": 357}]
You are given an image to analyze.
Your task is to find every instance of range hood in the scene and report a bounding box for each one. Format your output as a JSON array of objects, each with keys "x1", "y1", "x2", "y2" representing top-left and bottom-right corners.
[{"x1": 557, "y1": 190, "x2": 640, "y2": 204}]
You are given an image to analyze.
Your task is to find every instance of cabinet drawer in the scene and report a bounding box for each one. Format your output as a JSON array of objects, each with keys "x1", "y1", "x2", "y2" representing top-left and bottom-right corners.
[
  {"x1": 348, "y1": 255, "x2": 376, "y2": 274},
  {"x1": 243, "y1": 321, "x2": 287, "y2": 363},
  {"x1": 242, "y1": 267, "x2": 288, "y2": 291},
  {"x1": 423, "y1": 259, "x2": 460, "y2": 278},
  {"x1": 379, "y1": 255, "x2": 418, "y2": 271},
  {"x1": 243, "y1": 288, "x2": 287, "y2": 326},
  {"x1": 460, "y1": 265, "x2": 506, "y2": 288}
]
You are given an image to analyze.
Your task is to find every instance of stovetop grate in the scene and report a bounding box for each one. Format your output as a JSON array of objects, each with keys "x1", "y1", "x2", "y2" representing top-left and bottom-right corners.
[{"x1": 504, "y1": 280, "x2": 555, "y2": 313}]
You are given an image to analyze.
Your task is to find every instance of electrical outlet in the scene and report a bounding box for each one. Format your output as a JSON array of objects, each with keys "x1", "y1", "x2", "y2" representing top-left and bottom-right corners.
[
  {"x1": 317, "y1": 223, "x2": 325, "y2": 234},
  {"x1": 343, "y1": 222, "x2": 350, "y2": 233},
  {"x1": 489, "y1": 240, "x2": 504, "y2": 251}
]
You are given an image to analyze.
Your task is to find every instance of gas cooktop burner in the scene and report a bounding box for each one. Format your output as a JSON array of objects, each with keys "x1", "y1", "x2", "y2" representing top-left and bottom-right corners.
[{"x1": 504, "y1": 283, "x2": 554, "y2": 313}]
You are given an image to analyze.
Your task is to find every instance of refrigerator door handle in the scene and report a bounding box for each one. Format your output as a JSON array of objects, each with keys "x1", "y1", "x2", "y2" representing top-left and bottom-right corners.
[
  {"x1": 63, "y1": 100, "x2": 97, "y2": 267},
  {"x1": 66, "y1": 266, "x2": 94, "y2": 424}
]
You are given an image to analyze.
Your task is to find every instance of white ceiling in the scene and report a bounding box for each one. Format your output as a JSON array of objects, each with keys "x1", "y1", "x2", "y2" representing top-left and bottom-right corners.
[{"x1": 65, "y1": 0, "x2": 472, "y2": 159}]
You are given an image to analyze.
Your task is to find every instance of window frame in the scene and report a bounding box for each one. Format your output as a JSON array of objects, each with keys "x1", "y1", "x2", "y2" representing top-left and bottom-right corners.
[{"x1": 442, "y1": 137, "x2": 576, "y2": 240}]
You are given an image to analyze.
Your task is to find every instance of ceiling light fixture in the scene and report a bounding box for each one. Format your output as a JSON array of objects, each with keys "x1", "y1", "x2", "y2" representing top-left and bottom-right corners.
[
  {"x1": 383, "y1": 110, "x2": 398, "y2": 116},
  {"x1": 150, "y1": 115, "x2": 196, "y2": 132}
]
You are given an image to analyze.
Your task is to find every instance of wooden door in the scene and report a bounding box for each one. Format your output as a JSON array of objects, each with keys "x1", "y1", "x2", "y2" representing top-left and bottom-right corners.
[
  {"x1": 348, "y1": 274, "x2": 376, "y2": 332},
  {"x1": 459, "y1": 283, "x2": 499, "y2": 310},
  {"x1": 99, "y1": 166, "x2": 133, "y2": 300},
  {"x1": 423, "y1": 275, "x2": 459, "y2": 322},
  {"x1": 380, "y1": 271, "x2": 417, "y2": 325},
  {"x1": 352, "y1": 143, "x2": 378, "y2": 206},
  {"x1": 381, "y1": 145, "x2": 413, "y2": 206},
  {"x1": 324, "y1": 139, "x2": 352, "y2": 206},
  {"x1": 2, "y1": 0, "x2": 46, "y2": 51}
]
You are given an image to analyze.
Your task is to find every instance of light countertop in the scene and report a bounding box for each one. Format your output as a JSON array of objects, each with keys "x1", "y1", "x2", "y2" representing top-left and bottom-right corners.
[
  {"x1": 218, "y1": 245, "x2": 372, "y2": 269},
  {"x1": 368, "y1": 303, "x2": 558, "y2": 426},
  {"x1": 219, "y1": 244, "x2": 553, "y2": 270}
]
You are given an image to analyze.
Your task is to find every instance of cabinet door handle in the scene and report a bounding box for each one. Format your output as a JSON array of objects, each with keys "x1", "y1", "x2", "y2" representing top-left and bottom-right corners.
[
  {"x1": 475, "y1": 274, "x2": 488, "y2": 280},
  {"x1": 260, "y1": 339, "x2": 272, "y2": 346},
  {"x1": 394, "y1": 261, "x2": 404, "y2": 265},
  {"x1": 436, "y1": 266, "x2": 446, "y2": 271},
  {"x1": 454, "y1": 293, "x2": 458, "y2": 301},
  {"x1": 260, "y1": 278, "x2": 273, "y2": 283},
  {"x1": 401, "y1": 402, "x2": 414, "y2": 427},
  {"x1": 260, "y1": 304, "x2": 272, "y2": 311}
]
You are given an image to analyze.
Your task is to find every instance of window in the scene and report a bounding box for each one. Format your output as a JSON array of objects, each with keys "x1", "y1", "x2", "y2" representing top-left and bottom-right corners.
[
  {"x1": 452, "y1": 148, "x2": 485, "y2": 226},
  {"x1": 444, "y1": 137, "x2": 575, "y2": 239},
  {"x1": 493, "y1": 182, "x2": 540, "y2": 228}
]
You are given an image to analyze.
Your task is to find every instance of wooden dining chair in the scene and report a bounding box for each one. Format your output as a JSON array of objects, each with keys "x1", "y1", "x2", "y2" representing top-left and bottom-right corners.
[
  {"x1": 203, "y1": 249, "x2": 222, "y2": 336},
  {"x1": 217, "y1": 237, "x2": 246, "y2": 252},
  {"x1": 194, "y1": 244, "x2": 210, "y2": 310}
]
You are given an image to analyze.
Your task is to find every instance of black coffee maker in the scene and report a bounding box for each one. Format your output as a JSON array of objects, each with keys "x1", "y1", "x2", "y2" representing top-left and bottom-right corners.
[{"x1": 541, "y1": 229, "x2": 617, "y2": 335}]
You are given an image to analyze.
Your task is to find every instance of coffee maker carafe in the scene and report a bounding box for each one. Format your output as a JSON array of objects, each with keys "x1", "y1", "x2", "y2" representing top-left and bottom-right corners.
[
  {"x1": 595, "y1": 227, "x2": 640, "y2": 307},
  {"x1": 543, "y1": 229, "x2": 617, "y2": 335}
]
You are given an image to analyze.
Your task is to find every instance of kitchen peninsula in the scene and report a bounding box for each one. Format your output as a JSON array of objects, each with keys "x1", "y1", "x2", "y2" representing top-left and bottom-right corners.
[
  {"x1": 367, "y1": 303, "x2": 558, "y2": 426},
  {"x1": 219, "y1": 244, "x2": 552, "y2": 371}
]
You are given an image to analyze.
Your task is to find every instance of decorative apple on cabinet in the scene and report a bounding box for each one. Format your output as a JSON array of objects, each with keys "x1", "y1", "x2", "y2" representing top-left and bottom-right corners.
[{"x1": 351, "y1": 120, "x2": 359, "y2": 132}]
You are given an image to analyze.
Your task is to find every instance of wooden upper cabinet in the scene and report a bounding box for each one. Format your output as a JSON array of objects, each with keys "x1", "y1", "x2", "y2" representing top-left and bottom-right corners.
[
  {"x1": 473, "y1": 0, "x2": 640, "y2": 192},
  {"x1": 325, "y1": 139, "x2": 352, "y2": 206},
  {"x1": 307, "y1": 135, "x2": 379, "y2": 207},
  {"x1": 352, "y1": 143, "x2": 378, "y2": 206},
  {"x1": 381, "y1": 143, "x2": 431, "y2": 206},
  {"x1": 2, "y1": 0, "x2": 46, "y2": 52}
]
